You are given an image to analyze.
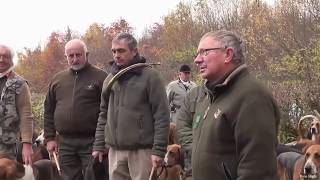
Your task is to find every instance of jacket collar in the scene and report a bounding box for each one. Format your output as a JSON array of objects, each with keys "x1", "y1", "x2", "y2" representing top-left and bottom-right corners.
[
  {"x1": 204, "y1": 64, "x2": 248, "y2": 98},
  {"x1": 69, "y1": 62, "x2": 91, "y2": 74},
  {"x1": 110, "y1": 55, "x2": 146, "y2": 76}
]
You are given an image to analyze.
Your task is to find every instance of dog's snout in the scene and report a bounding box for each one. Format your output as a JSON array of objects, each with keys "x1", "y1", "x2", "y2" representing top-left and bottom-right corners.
[
  {"x1": 311, "y1": 127, "x2": 317, "y2": 134},
  {"x1": 35, "y1": 139, "x2": 40, "y2": 145},
  {"x1": 304, "y1": 165, "x2": 313, "y2": 175}
]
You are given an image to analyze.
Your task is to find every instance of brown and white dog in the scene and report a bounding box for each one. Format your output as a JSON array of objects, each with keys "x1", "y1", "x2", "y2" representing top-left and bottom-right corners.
[
  {"x1": 0, "y1": 158, "x2": 62, "y2": 180},
  {"x1": 156, "y1": 144, "x2": 185, "y2": 180},
  {"x1": 281, "y1": 114, "x2": 320, "y2": 154},
  {"x1": 293, "y1": 144, "x2": 320, "y2": 180}
]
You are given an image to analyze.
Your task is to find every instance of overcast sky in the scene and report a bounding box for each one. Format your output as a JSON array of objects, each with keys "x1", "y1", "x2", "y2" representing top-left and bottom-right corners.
[{"x1": 0, "y1": 0, "x2": 182, "y2": 52}]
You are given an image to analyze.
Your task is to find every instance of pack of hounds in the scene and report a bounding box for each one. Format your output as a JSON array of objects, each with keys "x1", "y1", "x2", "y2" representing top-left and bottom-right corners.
[
  {"x1": 0, "y1": 123, "x2": 185, "y2": 180},
  {"x1": 277, "y1": 110, "x2": 320, "y2": 180}
]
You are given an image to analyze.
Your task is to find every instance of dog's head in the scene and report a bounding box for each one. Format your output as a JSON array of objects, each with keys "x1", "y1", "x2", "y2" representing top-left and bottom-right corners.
[
  {"x1": 309, "y1": 120, "x2": 320, "y2": 140},
  {"x1": 34, "y1": 130, "x2": 45, "y2": 147},
  {"x1": 164, "y1": 144, "x2": 184, "y2": 168},
  {"x1": 0, "y1": 158, "x2": 25, "y2": 180},
  {"x1": 300, "y1": 144, "x2": 320, "y2": 179}
]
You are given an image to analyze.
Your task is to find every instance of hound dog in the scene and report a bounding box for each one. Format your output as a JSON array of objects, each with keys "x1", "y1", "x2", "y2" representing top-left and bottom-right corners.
[
  {"x1": 294, "y1": 115, "x2": 320, "y2": 147},
  {"x1": 277, "y1": 151, "x2": 303, "y2": 180},
  {"x1": 34, "y1": 130, "x2": 45, "y2": 147},
  {"x1": 0, "y1": 158, "x2": 62, "y2": 180},
  {"x1": 168, "y1": 123, "x2": 178, "y2": 145},
  {"x1": 293, "y1": 144, "x2": 320, "y2": 180},
  {"x1": 154, "y1": 144, "x2": 185, "y2": 180}
]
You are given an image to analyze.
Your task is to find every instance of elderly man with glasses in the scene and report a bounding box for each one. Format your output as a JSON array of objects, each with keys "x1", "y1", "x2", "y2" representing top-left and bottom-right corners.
[
  {"x1": 0, "y1": 44, "x2": 33, "y2": 165},
  {"x1": 176, "y1": 30, "x2": 280, "y2": 180}
]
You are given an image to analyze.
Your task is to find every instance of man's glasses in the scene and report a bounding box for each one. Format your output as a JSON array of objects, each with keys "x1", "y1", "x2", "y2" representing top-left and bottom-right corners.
[
  {"x1": 193, "y1": 47, "x2": 225, "y2": 58},
  {"x1": 0, "y1": 54, "x2": 11, "y2": 60}
]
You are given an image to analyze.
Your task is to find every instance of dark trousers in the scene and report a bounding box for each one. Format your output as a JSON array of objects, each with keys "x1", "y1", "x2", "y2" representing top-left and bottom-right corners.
[{"x1": 58, "y1": 135, "x2": 94, "y2": 180}]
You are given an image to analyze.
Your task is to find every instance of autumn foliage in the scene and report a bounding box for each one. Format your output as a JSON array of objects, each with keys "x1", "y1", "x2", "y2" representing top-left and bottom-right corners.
[{"x1": 14, "y1": 0, "x2": 320, "y2": 142}]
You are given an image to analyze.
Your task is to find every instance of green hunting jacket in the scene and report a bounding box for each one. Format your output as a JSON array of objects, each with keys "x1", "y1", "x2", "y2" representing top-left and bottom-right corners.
[
  {"x1": 93, "y1": 63, "x2": 170, "y2": 158},
  {"x1": 176, "y1": 64, "x2": 280, "y2": 180},
  {"x1": 44, "y1": 63, "x2": 107, "y2": 140}
]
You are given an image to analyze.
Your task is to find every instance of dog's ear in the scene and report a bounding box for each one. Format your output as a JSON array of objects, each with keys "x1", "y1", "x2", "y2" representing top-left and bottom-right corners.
[
  {"x1": 14, "y1": 161, "x2": 25, "y2": 178},
  {"x1": 0, "y1": 168, "x2": 7, "y2": 180},
  {"x1": 302, "y1": 142, "x2": 316, "y2": 153}
]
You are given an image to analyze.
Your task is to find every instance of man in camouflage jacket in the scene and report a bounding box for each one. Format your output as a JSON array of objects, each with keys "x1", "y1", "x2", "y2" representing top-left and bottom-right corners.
[{"x1": 0, "y1": 44, "x2": 33, "y2": 165}]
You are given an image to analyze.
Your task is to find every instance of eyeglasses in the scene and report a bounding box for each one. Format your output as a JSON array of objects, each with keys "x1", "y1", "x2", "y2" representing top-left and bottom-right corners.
[
  {"x1": 193, "y1": 47, "x2": 225, "y2": 58},
  {"x1": 0, "y1": 54, "x2": 11, "y2": 60}
]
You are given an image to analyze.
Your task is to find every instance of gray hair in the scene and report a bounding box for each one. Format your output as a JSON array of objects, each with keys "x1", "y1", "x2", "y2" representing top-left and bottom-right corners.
[
  {"x1": 112, "y1": 33, "x2": 137, "y2": 50},
  {"x1": 201, "y1": 30, "x2": 245, "y2": 63},
  {"x1": 64, "y1": 39, "x2": 88, "y2": 55},
  {"x1": 0, "y1": 44, "x2": 15, "y2": 60}
]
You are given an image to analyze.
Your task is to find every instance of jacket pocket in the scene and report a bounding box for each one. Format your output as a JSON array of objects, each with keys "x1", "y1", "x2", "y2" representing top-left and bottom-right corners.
[{"x1": 117, "y1": 106, "x2": 142, "y2": 146}]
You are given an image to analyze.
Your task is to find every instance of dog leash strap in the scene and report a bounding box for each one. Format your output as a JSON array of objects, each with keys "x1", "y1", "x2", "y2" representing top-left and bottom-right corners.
[{"x1": 53, "y1": 152, "x2": 62, "y2": 175}]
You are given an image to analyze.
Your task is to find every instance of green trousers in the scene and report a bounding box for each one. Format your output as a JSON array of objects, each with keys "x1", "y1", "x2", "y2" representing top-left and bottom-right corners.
[{"x1": 58, "y1": 135, "x2": 94, "y2": 180}]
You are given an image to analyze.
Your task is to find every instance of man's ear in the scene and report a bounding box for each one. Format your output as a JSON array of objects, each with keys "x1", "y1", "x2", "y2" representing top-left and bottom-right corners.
[
  {"x1": 224, "y1": 48, "x2": 234, "y2": 63},
  {"x1": 132, "y1": 48, "x2": 138, "y2": 56}
]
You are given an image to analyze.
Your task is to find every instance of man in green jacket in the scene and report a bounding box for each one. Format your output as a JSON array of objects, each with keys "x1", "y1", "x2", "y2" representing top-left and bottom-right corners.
[
  {"x1": 92, "y1": 33, "x2": 170, "y2": 180},
  {"x1": 44, "y1": 39, "x2": 108, "y2": 180},
  {"x1": 176, "y1": 30, "x2": 280, "y2": 180}
]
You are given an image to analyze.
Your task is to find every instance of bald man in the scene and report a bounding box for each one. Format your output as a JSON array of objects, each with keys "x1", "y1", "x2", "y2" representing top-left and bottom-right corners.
[
  {"x1": 0, "y1": 44, "x2": 33, "y2": 165},
  {"x1": 44, "y1": 39, "x2": 108, "y2": 180}
]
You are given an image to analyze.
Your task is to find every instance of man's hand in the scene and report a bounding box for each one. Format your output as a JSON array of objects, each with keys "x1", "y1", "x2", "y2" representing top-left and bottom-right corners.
[
  {"x1": 151, "y1": 155, "x2": 163, "y2": 168},
  {"x1": 92, "y1": 150, "x2": 108, "y2": 163},
  {"x1": 46, "y1": 140, "x2": 58, "y2": 157},
  {"x1": 22, "y1": 143, "x2": 33, "y2": 165}
]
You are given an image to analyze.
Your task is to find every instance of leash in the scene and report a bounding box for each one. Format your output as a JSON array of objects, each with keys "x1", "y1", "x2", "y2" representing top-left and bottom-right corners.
[
  {"x1": 148, "y1": 165, "x2": 167, "y2": 180},
  {"x1": 149, "y1": 166, "x2": 156, "y2": 180},
  {"x1": 53, "y1": 152, "x2": 62, "y2": 176}
]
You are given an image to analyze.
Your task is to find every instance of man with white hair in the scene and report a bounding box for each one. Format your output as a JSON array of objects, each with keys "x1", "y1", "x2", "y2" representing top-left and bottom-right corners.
[
  {"x1": 177, "y1": 30, "x2": 280, "y2": 180},
  {"x1": 44, "y1": 39, "x2": 108, "y2": 180},
  {"x1": 0, "y1": 44, "x2": 33, "y2": 165}
]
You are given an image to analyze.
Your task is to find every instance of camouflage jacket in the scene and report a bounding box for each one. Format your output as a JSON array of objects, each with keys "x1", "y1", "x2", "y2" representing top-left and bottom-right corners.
[{"x1": 0, "y1": 73, "x2": 26, "y2": 144}]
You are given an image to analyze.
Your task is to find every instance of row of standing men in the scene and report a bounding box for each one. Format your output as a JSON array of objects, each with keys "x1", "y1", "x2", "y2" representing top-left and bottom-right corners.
[{"x1": 0, "y1": 30, "x2": 280, "y2": 180}]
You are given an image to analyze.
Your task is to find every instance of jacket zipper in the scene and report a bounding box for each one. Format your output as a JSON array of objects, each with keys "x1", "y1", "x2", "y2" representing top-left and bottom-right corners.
[
  {"x1": 71, "y1": 72, "x2": 78, "y2": 122},
  {"x1": 194, "y1": 95, "x2": 212, "y2": 180}
]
